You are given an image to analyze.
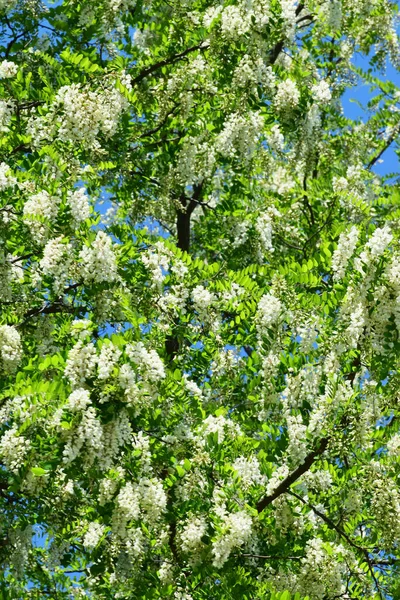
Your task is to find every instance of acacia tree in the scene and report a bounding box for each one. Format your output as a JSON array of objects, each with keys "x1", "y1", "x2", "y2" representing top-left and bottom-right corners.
[{"x1": 0, "y1": 0, "x2": 400, "y2": 597}]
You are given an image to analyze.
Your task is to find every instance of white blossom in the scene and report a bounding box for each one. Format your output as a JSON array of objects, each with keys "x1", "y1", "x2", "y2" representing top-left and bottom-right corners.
[
  {"x1": 67, "y1": 187, "x2": 90, "y2": 225},
  {"x1": 97, "y1": 342, "x2": 121, "y2": 380},
  {"x1": 192, "y1": 285, "x2": 215, "y2": 313},
  {"x1": 66, "y1": 388, "x2": 92, "y2": 412},
  {"x1": 0, "y1": 324, "x2": 22, "y2": 373},
  {"x1": 23, "y1": 191, "x2": 60, "y2": 242},
  {"x1": 366, "y1": 225, "x2": 393, "y2": 258},
  {"x1": 83, "y1": 522, "x2": 106, "y2": 550},
  {"x1": 332, "y1": 226, "x2": 359, "y2": 280},
  {"x1": 79, "y1": 231, "x2": 118, "y2": 283},
  {"x1": 256, "y1": 292, "x2": 282, "y2": 333},
  {"x1": 40, "y1": 237, "x2": 72, "y2": 293},
  {"x1": 0, "y1": 162, "x2": 16, "y2": 190},
  {"x1": 0, "y1": 427, "x2": 30, "y2": 473},
  {"x1": 201, "y1": 415, "x2": 242, "y2": 444},
  {"x1": 232, "y1": 456, "x2": 264, "y2": 487},
  {"x1": 0, "y1": 60, "x2": 17, "y2": 78},
  {"x1": 180, "y1": 516, "x2": 207, "y2": 560},
  {"x1": 311, "y1": 80, "x2": 332, "y2": 104},
  {"x1": 64, "y1": 340, "x2": 97, "y2": 388},
  {"x1": 216, "y1": 111, "x2": 264, "y2": 158},
  {"x1": 212, "y1": 510, "x2": 253, "y2": 567},
  {"x1": 274, "y1": 79, "x2": 300, "y2": 111},
  {"x1": 126, "y1": 342, "x2": 165, "y2": 383}
]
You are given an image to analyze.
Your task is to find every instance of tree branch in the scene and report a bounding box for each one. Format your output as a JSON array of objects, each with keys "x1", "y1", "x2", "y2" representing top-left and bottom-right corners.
[
  {"x1": 367, "y1": 126, "x2": 400, "y2": 170},
  {"x1": 132, "y1": 42, "x2": 210, "y2": 85},
  {"x1": 289, "y1": 491, "x2": 384, "y2": 600},
  {"x1": 256, "y1": 437, "x2": 328, "y2": 513}
]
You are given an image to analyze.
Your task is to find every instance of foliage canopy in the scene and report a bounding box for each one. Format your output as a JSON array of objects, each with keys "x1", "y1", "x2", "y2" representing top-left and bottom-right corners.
[{"x1": 0, "y1": 0, "x2": 400, "y2": 598}]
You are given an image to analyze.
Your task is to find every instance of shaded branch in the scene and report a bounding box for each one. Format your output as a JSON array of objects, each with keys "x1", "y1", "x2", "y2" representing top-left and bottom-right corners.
[{"x1": 268, "y1": 3, "x2": 304, "y2": 64}]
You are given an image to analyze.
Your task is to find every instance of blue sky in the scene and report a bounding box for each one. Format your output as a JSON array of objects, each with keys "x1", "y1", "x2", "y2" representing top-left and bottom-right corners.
[{"x1": 342, "y1": 53, "x2": 400, "y2": 176}]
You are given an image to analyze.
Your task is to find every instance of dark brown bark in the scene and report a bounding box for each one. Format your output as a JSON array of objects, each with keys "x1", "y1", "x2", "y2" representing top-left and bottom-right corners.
[{"x1": 256, "y1": 437, "x2": 329, "y2": 513}]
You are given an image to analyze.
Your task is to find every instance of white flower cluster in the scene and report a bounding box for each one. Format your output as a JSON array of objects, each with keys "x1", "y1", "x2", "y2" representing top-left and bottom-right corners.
[
  {"x1": 40, "y1": 237, "x2": 72, "y2": 293},
  {"x1": 332, "y1": 226, "x2": 359, "y2": 280},
  {"x1": 268, "y1": 124, "x2": 285, "y2": 151},
  {"x1": 214, "y1": 0, "x2": 270, "y2": 39},
  {"x1": 211, "y1": 348, "x2": 242, "y2": 378},
  {"x1": 265, "y1": 464, "x2": 289, "y2": 496},
  {"x1": 256, "y1": 207, "x2": 281, "y2": 253},
  {"x1": 354, "y1": 225, "x2": 392, "y2": 275},
  {"x1": 0, "y1": 60, "x2": 17, "y2": 78},
  {"x1": 280, "y1": 0, "x2": 297, "y2": 38},
  {"x1": 212, "y1": 510, "x2": 253, "y2": 567},
  {"x1": 99, "y1": 475, "x2": 120, "y2": 506},
  {"x1": 371, "y1": 478, "x2": 400, "y2": 546},
  {"x1": 302, "y1": 470, "x2": 333, "y2": 492},
  {"x1": 126, "y1": 342, "x2": 165, "y2": 383},
  {"x1": 101, "y1": 412, "x2": 133, "y2": 469},
  {"x1": 269, "y1": 165, "x2": 295, "y2": 195},
  {"x1": 311, "y1": 80, "x2": 332, "y2": 104},
  {"x1": 233, "y1": 55, "x2": 275, "y2": 92},
  {"x1": 8, "y1": 526, "x2": 32, "y2": 578},
  {"x1": 0, "y1": 162, "x2": 16, "y2": 190},
  {"x1": 201, "y1": 415, "x2": 242, "y2": 444},
  {"x1": 286, "y1": 414, "x2": 308, "y2": 465},
  {"x1": 325, "y1": 0, "x2": 342, "y2": 30},
  {"x1": 308, "y1": 380, "x2": 352, "y2": 436},
  {"x1": 274, "y1": 79, "x2": 300, "y2": 111},
  {"x1": 98, "y1": 342, "x2": 121, "y2": 380},
  {"x1": 29, "y1": 81, "x2": 128, "y2": 148},
  {"x1": 71, "y1": 319, "x2": 94, "y2": 340},
  {"x1": 256, "y1": 292, "x2": 282, "y2": 335},
  {"x1": 79, "y1": 231, "x2": 118, "y2": 283},
  {"x1": 67, "y1": 187, "x2": 90, "y2": 225},
  {"x1": 0, "y1": 427, "x2": 30, "y2": 473},
  {"x1": 179, "y1": 516, "x2": 207, "y2": 561},
  {"x1": 137, "y1": 478, "x2": 167, "y2": 523},
  {"x1": 388, "y1": 433, "x2": 400, "y2": 456},
  {"x1": 23, "y1": 191, "x2": 60, "y2": 242},
  {"x1": 113, "y1": 478, "x2": 167, "y2": 536},
  {"x1": 296, "y1": 319, "x2": 319, "y2": 353},
  {"x1": 83, "y1": 522, "x2": 106, "y2": 550},
  {"x1": 66, "y1": 388, "x2": 91, "y2": 412},
  {"x1": 0, "y1": 99, "x2": 13, "y2": 132},
  {"x1": 62, "y1": 406, "x2": 103, "y2": 465},
  {"x1": 175, "y1": 137, "x2": 216, "y2": 188},
  {"x1": 114, "y1": 481, "x2": 140, "y2": 530},
  {"x1": 220, "y1": 5, "x2": 250, "y2": 38},
  {"x1": 191, "y1": 285, "x2": 216, "y2": 314},
  {"x1": 118, "y1": 363, "x2": 140, "y2": 408},
  {"x1": 232, "y1": 456, "x2": 264, "y2": 487},
  {"x1": 0, "y1": 324, "x2": 22, "y2": 373},
  {"x1": 216, "y1": 111, "x2": 264, "y2": 159},
  {"x1": 183, "y1": 375, "x2": 203, "y2": 398},
  {"x1": 365, "y1": 225, "x2": 393, "y2": 259},
  {"x1": 296, "y1": 538, "x2": 346, "y2": 599},
  {"x1": 64, "y1": 340, "x2": 97, "y2": 388},
  {"x1": 142, "y1": 242, "x2": 188, "y2": 289}
]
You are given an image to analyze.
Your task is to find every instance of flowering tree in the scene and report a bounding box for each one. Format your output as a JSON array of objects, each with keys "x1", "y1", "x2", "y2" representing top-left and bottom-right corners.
[{"x1": 0, "y1": 0, "x2": 400, "y2": 598}]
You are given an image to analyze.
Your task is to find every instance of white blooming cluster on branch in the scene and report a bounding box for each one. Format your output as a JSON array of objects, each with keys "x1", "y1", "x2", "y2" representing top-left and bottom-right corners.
[
  {"x1": 28, "y1": 78, "x2": 129, "y2": 149},
  {"x1": 0, "y1": 324, "x2": 22, "y2": 373},
  {"x1": 79, "y1": 230, "x2": 118, "y2": 283}
]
